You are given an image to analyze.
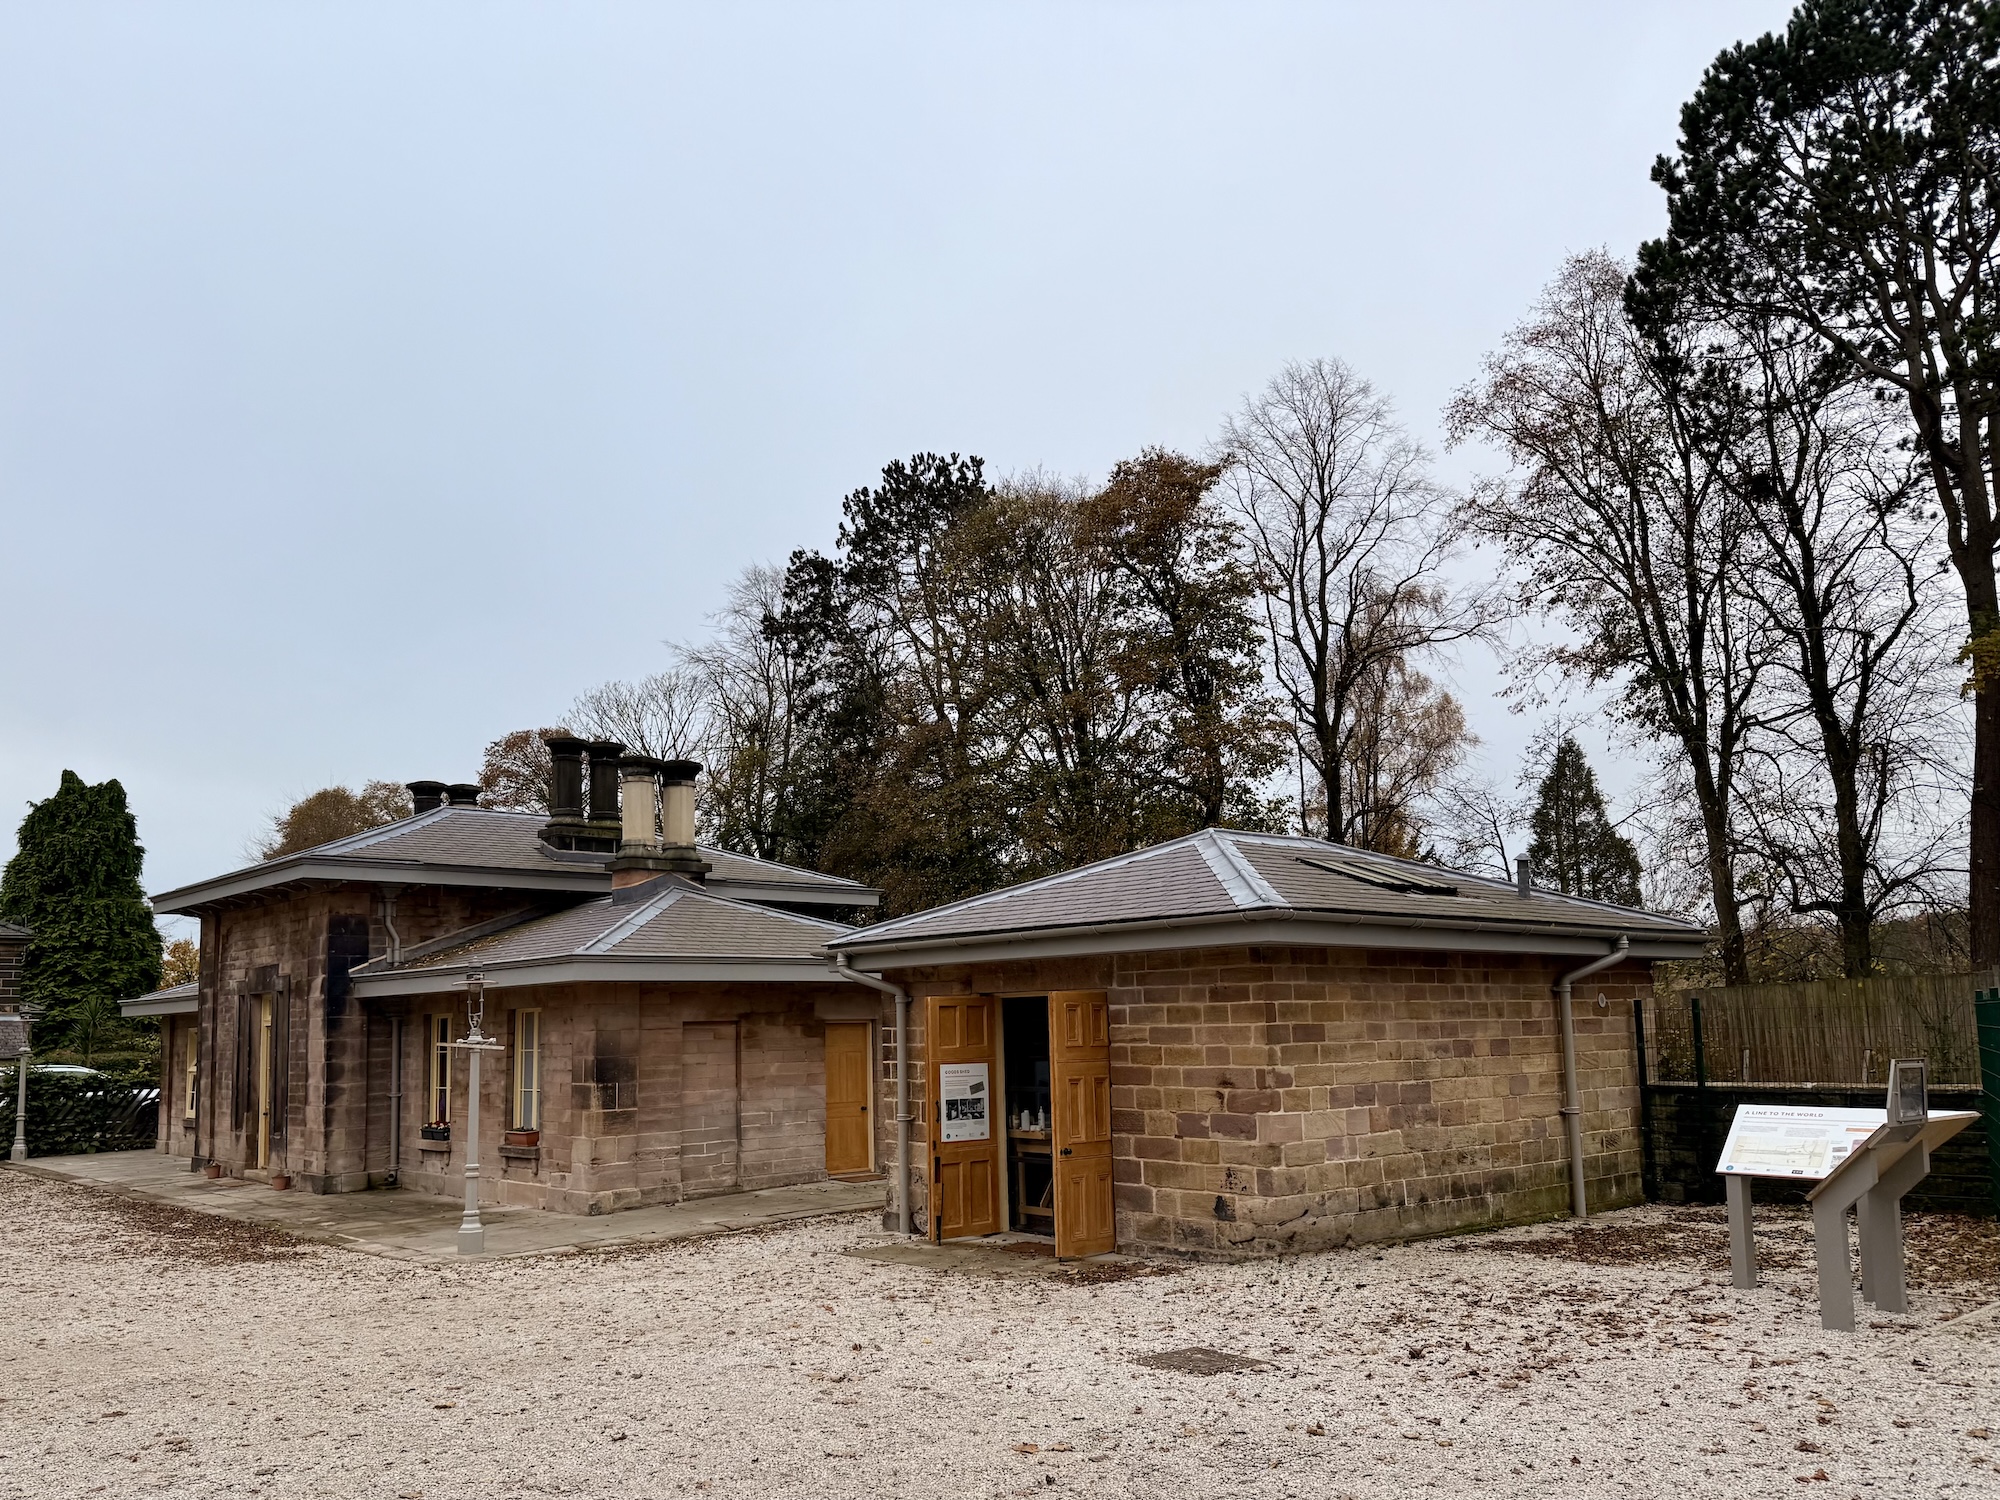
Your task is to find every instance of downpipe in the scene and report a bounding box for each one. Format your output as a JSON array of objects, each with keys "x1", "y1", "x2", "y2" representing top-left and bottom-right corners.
[
  {"x1": 833, "y1": 954, "x2": 916, "y2": 1237},
  {"x1": 1556, "y1": 934, "x2": 1629, "y2": 1219}
]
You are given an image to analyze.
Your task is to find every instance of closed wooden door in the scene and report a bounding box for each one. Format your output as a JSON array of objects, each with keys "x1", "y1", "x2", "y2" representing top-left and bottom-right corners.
[
  {"x1": 927, "y1": 995, "x2": 999, "y2": 1240},
  {"x1": 823, "y1": 1022, "x2": 873, "y2": 1175},
  {"x1": 255, "y1": 996, "x2": 274, "y2": 1170},
  {"x1": 1050, "y1": 990, "x2": 1114, "y2": 1259}
]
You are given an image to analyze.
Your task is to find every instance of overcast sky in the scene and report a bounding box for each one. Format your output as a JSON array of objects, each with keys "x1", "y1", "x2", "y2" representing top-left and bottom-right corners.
[{"x1": 0, "y1": 1, "x2": 1799, "y2": 908}]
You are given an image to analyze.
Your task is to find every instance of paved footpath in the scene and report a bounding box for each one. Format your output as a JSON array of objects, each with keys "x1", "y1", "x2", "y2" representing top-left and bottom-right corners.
[{"x1": 5, "y1": 1149, "x2": 883, "y2": 1261}]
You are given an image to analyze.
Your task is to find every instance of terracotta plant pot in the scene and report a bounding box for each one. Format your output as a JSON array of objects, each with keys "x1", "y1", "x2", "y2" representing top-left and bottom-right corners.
[
  {"x1": 269, "y1": 1174, "x2": 292, "y2": 1191},
  {"x1": 202, "y1": 1162, "x2": 224, "y2": 1180},
  {"x1": 504, "y1": 1129, "x2": 540, "y2": 1147}
]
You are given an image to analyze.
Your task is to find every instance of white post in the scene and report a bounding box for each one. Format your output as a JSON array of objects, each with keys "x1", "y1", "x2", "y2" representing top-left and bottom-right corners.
[
  {"x1": 457, "y1": 1040, "x2": 486, "y2": 1255},
  {"x1": 9, "y1": 1035, "x2": 28, "y2": 1163},
  {"x1": 450, "y1": 971, "x2": 505, "y2": 1257}
]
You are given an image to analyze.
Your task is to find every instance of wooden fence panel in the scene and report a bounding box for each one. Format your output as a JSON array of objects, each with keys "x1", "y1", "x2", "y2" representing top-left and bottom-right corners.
[{"x1": 1646, "y1": 971, "x2": 1991, "y2": 1086}]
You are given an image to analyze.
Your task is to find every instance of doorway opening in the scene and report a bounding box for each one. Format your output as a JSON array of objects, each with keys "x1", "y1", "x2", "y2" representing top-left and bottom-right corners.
[{"x1": 1002, "y1": 996, "x2": 1052, "y2": 1235}]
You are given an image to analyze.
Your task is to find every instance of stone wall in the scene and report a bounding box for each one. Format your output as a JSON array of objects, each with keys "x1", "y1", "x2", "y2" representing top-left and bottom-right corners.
[
  {"x1": 195, "y1": 883, "x2": 548, "y2": 1188},
  {"x1": 391, "y1": 980, "x2": 863, "y2": 1215},
  {"x1": 881, "y1": 943, "x2": 1651, "y2": 1256},
  {"x1": 155, "y1": 1013, "x2": 199, "y2": 1160}
]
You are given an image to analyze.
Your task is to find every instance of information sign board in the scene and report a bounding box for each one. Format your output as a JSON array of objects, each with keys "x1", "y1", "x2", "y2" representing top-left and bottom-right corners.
[
  {"x1": 1716, "y1": 1104, "x2": 1885, "y2": 1179},
  {"x1": 938, "y1": 1062, "x2": 991, "y2": 1142}
]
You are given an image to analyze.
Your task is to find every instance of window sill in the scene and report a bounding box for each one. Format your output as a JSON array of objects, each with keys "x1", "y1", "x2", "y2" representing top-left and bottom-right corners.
[{"x1": 498, "y1": 1144, "x2": 540, "y2": 1162}]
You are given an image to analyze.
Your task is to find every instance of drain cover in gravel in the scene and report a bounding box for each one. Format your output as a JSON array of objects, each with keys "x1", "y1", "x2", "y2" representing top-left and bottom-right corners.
[{"x1": 1133, "y1": 1346, "x2": 1272, "y2": 1376}]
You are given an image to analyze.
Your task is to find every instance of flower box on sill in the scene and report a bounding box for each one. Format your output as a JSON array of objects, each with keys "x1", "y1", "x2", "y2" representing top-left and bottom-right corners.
[
  {"x1": 419, "y1": 1124, "x2": 451, "y2": 1142},
  {"x1": 503, "y1": 1129, "x2": 540, "y2": 1148}
]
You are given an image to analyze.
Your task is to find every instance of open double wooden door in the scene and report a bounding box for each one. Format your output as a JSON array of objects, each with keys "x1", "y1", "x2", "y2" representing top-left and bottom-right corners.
[{"x1": 927, "y1": 991, "x2": 1113, "y2": 1259}]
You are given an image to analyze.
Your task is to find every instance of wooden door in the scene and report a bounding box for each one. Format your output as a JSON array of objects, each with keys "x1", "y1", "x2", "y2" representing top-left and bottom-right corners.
[
  {"x1": 1050, "y1": 990, "x2": 1114, "y2": 1259},
  {"x1": 255, "y1": 996, "x2": 274, "y2": 1169},
  {"x1": 823, "y1": 1022, "x2": 873, "y2": 1176},
  {"x1": 927, "y1": 995, "x2": 1000, "y2": 1240}
]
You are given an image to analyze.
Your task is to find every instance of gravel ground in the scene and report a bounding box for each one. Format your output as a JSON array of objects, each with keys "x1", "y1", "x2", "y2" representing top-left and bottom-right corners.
[{"x1": 1, "y1": 1170, "x2": 1994, "y2": 1500}]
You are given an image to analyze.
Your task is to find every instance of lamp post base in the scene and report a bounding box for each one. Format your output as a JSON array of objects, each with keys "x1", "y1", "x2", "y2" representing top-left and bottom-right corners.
[
  {"x1": 456, "y1": 1223, "x2": 485, "y2": 1256},
  {"x1": 8, "y1": 1144, "x2": 24, "y2": 1164}
]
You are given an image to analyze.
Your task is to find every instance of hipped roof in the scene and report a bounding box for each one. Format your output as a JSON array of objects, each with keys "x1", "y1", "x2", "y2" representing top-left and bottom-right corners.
[
  {"x1": 151, "y1": 806, "x2": 878, "y2": 914},
  {"x1": 350, "y1": 875, "x2": 855, "y2": 995},
  {"x1": 827, "y1": 827, "x2": 1708, "y2": 967}
]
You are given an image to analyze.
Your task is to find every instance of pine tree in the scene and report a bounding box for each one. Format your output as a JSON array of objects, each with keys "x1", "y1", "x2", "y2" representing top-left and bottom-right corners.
[
  {"x1": 1527, "y1": 738, "x2": 1643, "y2": 907},
  {"x1": 0, "y1": 770, "x2": 163, "y2": 1047}
]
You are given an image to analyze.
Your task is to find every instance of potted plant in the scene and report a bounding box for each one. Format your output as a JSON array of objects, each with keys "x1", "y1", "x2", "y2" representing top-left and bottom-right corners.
[
  {"x1": 420, "y1": 1121, "x2": 450, "y2": 1142},
  {"x1": 202, "y1": 1161, "x2": 223, "y2": 1179},
  {"x1": 503, "y1": 1128, "x2": 540, "y2": 1147},
  {"x1": 269, "y1": 1172, "x2": 292, "y2": 1191}
]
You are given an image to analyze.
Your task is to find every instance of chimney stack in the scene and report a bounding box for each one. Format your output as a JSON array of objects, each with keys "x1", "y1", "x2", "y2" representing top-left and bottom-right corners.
[
  {"x1": 1515, "y1": 855, "x2": 1532, "y2": 898},
  {"x1": 607, "y1": 757, "x2": 710, "y2": 885},
  {"x1": 407, "y1": 781, "x2": 447, "y2": 815},
  {"x1": 538, "y1": 735, "x2": 617, "y2": 852}
]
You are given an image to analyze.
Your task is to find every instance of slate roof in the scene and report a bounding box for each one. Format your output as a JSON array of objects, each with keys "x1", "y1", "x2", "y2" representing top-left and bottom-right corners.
[
  {"x1": 827, "y1": 827, "x2": 1708, "y2": 962},
  {"x1": 121, "y1": 981, "x2": 200, "y2": 1017},
  {"x1": 349, "y1": 876, "x2": 853, "y2": 994},
  {"x1": 151, "y1": 806, "x2": 877, "y2": 913},
  {"x1": 0, "y1": 920, "x2": 29, "y2": 941}
]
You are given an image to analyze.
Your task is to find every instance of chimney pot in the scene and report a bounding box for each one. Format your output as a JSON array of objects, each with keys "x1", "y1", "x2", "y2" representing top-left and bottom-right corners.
[
  {"x1": 659, "y1": 760, "x2": 701, "y2": 850},
  {"x1": 585, "y1": 741, "x2": 626, "y2": 828},
  {"x1": 407, "y1": 781, "x2": 447, "y2": 815},
  {"x1": 542, "y1": 736, "x2": 587, "y2": 822},
  {"x1": 617, "y1": 756, "x2": 664, "y2": 849},
  {"x1": 445, "y1": 783, "x2": 483, "y2": 808}
]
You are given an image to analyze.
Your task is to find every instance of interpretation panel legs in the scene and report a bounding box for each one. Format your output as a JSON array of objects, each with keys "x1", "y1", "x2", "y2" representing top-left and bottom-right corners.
[{"x1": 1725, "y1": 1174, "x2": 1757, "y2": 1289}]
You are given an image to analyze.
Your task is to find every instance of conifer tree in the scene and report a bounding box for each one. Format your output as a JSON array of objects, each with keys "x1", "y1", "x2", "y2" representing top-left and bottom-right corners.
[
  {"x1": 1527, "y1": 738, "x2": 1643, "y2": 907},
  {"x1": 0, "y1": 771, "x2": 163, "y2": 1047}
]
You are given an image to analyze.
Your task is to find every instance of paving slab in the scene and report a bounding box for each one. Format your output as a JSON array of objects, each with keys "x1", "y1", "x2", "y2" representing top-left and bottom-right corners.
[{"x1": 5, "y1": 1149, "x2": 884, "y2": 1262}]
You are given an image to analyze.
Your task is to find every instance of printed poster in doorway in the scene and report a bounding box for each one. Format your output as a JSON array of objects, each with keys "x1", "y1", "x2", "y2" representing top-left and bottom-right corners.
[{"x1": 939, "y1": 1062, "x2": 990, "y2": 1142}]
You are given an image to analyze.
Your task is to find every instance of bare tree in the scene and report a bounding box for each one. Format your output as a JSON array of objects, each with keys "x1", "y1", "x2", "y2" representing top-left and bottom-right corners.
[
  {"x1": 680, "y1": 565, "x2": 818, "y2": 859},
  {"x1": 1723, "y1": 329, "x2": 1965, "y2": 975},
  {"x1": 569, "y1": 670, "x2": 705, "y2": 760},
  {"x1": 1447, "y1": 252, "x2": 1767, "y2": 981},
  {"x1": 1219, "y1": 357, "x2": 1491, "y2": 847}
]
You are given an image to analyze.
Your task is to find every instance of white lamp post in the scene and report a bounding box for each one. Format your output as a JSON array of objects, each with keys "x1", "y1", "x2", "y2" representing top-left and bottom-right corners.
[
  {"x1": 449, "y1": 971, "x2": 506, "y2": 1255},
  {"x1": 6, "y1": 1003, "x2": 40, "y2": 1164}
]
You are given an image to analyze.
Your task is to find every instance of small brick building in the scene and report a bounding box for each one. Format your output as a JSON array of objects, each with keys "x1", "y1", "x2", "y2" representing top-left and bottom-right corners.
[
  {"x1": 827, "y1": 829, "x2": 1706, "y2": 1258},
  {"x1": 0, "y1": 919, "x2": 30, "y2": 1060},
  {"x1": 150, "y1": 747, "x2": 886, "y2": 1210}
]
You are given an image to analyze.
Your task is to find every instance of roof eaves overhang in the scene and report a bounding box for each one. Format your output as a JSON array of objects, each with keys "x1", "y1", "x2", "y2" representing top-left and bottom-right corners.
[
  {"x1": 827, "y1": 908, "x2": 1709, "y2": 970},
  {"x1": 350, "y1": 954, "x2": 846, "y2": 997},
  {"x1": 152, "y1": 858, "x2": 610, "y2": 915},
  {"x1": 120, "y1": 993, "x2": 199, "y2": 1017}
]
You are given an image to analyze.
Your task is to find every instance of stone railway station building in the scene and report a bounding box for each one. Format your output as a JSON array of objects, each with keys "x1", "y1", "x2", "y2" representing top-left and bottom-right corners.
[{"x1": 146, "y1": 739, "x2": 1705, "y2": 1256}]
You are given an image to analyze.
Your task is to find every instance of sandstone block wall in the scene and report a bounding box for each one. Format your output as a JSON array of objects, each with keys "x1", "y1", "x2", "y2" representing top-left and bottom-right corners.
[
  {"x1": 882, "y1": 944, "x2": 1651, "y2": 1256},
  {"x1": 197, "y1": 883, "x2": 528, "y2": 1190},
  {"x1": 393, "y1": 980, "x2": 853, "y2": 1215}
]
